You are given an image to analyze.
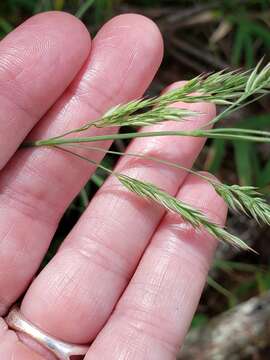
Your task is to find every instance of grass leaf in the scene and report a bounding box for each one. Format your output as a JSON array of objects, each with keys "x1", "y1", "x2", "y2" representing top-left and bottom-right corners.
[{"x1": 75, "y1": 0, "x2": 95, "y2": 19}]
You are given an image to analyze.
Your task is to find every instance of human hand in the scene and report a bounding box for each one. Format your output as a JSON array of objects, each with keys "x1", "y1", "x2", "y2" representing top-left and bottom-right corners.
[{"x1": 0, "y1": 11, "x2": 227, "y2": 359}]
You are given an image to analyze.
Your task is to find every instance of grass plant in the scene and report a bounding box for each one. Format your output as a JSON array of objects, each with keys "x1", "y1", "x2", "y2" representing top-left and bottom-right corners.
[{"x1": 24, "y1": 63, "x2": 270, "y2": 251}]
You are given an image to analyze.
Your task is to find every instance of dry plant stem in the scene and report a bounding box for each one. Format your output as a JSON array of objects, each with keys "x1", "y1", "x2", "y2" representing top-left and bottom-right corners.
[{"x1": 178, "y1": 291, "x2": 270, "y2": 360}]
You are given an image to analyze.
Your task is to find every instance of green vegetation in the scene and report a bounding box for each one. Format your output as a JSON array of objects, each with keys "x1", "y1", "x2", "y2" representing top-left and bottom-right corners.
[{"x1": 1, "y1": 0, "x2": 270, "y2": 354}]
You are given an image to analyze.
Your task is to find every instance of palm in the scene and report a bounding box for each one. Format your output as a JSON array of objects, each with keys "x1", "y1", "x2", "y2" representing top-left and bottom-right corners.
[{"x1": 0, "y1": 12, "x2": 226, "y2": 359}]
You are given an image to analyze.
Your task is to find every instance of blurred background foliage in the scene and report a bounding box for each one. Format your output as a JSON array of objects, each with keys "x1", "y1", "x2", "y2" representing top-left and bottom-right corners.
[{"x1": 1, "y1": 1, "x2": 270, "y2": 358}]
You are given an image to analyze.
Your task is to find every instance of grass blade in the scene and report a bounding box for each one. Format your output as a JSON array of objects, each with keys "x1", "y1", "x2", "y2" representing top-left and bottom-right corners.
[{"x1": 76, "y1": 0, "x2": 95, "y2": 19}]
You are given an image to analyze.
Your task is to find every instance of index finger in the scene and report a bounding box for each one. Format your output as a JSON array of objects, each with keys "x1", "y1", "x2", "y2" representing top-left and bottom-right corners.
[{"x1": 0, "y1": 11, "x2": 91, "y2": 169}]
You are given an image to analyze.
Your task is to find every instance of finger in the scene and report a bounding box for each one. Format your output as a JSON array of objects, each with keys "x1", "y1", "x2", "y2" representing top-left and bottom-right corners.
[
  {"x1": 0, "y1": 318, "x2": 44, "y2": 360},
  {"x1": 0, "y1": 11, "x2": 90, "y2": 169},
  {"x1": 20, "y1": 93, "x2": 216, "y2": 345},
  {"x1": 87, "y1": 173, "x2": 227, "y2": 359},
  {"x1": 0, "y1": 14, "x2": 163, "y2": 316}
]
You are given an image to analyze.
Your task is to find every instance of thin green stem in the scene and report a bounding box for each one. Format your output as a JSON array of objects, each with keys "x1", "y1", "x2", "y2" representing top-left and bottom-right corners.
[
  {"x1": 207, "y1": 276, "x2": 237, "y2": 307},
  {"x1": 62, "y1": 143, "x2": 225, "y2": 188},
  {"x1": 54, "y1": 145, "x2": 256, "y2": 251},
  {"x1": 205, "y1": 90, "x2": 270, "y2": 128},
  {"x1": 91, "y1": 173, "x2": 105, "y2": 187},
  {"x1": 62, "y1": 143, "x2": 202, "y2": 178},
  {"x1": 208, "y1": 128, "x2": 270, "y2": 135},
  {"x1": 25, "y1": 127, "x2": 270, "y2": 147},
  {"x1": 206, "y1": 95, "x2": 245, "y2": 126},
  {"x1": 75, "y1": 0, "x2": 95, "y2": 19},
  {"x1": 54, "y1": 146, "x2": 113, "y2": 175},
  {"x1": 79, "y1": 188, "x2": 89, "y2": 208}
]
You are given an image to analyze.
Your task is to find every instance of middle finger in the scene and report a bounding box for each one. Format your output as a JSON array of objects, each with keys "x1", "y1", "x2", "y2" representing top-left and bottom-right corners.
[{"x1": 21, "y1": 90, "x2": 215, "y2": 344}]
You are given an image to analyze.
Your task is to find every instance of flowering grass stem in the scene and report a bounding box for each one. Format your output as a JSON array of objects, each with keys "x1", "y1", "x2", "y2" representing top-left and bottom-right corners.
[
  {"x1": 25, "y1": 127, "x2": 270, "y2": 148},
  {"x1": 63, "y1": 144, "x2": 270, "y2": 229},
  {"x1": 23, "y1": 62, "x2": 270, "y2": 252},
  {"x1": 57, "y1": 145, "x2": 253, "y2": 251}
]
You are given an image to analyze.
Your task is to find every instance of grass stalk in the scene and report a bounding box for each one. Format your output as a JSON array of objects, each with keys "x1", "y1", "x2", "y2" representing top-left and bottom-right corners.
[{"x1": 22, "y1": 62, "x2": 270, "y2": 253}]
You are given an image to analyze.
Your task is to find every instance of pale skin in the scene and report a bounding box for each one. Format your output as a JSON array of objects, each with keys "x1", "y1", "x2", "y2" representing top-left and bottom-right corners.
[{"x1": 0, "y1": 11, "x2": 227, "y2": 359}]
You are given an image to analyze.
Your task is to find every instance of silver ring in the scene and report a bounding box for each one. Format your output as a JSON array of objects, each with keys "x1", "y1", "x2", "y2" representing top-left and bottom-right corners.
[{"x1": 5, "y1": 306, "x2": 89, "y2": 359}]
